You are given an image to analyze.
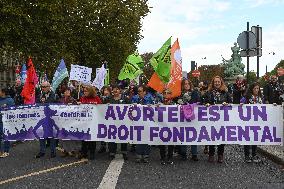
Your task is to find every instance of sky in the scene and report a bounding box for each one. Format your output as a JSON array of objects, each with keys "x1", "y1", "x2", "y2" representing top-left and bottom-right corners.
[{"x1": 138, "y1": 0, "x2": 284, "y2": 76}]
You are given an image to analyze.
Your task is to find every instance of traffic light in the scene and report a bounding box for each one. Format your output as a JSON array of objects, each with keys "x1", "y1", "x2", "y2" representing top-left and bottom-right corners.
[{"x1": 191, "y1": 61, "x2": 196, "y2": 71}]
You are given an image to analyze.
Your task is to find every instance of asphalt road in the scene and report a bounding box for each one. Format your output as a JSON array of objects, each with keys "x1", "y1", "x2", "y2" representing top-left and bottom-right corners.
[{"x1": 0, "y1": 141, "x2": 283, "y2": 189}]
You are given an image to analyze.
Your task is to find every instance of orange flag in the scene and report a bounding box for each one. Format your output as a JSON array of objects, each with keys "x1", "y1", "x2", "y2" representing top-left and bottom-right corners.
[
  {"x1": 148, "y1": 39, "x2": 182, "y2": 98},
  {"x1": 167, "y1": 39, "x2": 182, "y2": 97}
]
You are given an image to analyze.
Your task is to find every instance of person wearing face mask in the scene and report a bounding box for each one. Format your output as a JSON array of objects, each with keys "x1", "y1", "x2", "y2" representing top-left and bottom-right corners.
[
  {"x1": 263, "y1": 75, "x2": 283, "y2": 105},
  {"x1": 204, "y1": 76, "x2": 232, "y2": 163},
  {"x1": 240, "y1": 82, "x2": 262, "y2": 163},
  {"x1": 0, "y1": 88, "x2": 15, "y2": 158}
]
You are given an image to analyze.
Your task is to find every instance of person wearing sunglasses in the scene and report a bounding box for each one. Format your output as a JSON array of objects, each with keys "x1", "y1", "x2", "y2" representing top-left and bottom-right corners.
[{"x1": 35, "y1": 81, "x2": 58, "y2": 158}]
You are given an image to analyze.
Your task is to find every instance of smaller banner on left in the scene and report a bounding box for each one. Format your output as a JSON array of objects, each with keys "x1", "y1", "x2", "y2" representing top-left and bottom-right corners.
[
  {"x1": 2, "y1": 104, "x2": 96, "y2": 141},
  {"x1": 2, "y1": 105, "x2": 46, "y2": 141}
]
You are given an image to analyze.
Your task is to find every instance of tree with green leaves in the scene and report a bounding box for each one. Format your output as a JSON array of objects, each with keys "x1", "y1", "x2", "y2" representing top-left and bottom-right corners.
[
  {"x1": 0, "y1": 0, "x2": 150, "y2": 78},
  {"x1": 140, "y1": 52, "x2": 154, "y2": 83},
  {"x1": 245, "y1": 71, "x2": 257, "y2": 85}
]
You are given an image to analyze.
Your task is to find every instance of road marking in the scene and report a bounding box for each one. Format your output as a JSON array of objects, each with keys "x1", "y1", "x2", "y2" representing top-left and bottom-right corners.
[
  {"x1": 98, "y1": 154, "x2": 124, "y2": 189},
  {"x1": 0, "y1": 159, "x2": 88, "y2": 185}
]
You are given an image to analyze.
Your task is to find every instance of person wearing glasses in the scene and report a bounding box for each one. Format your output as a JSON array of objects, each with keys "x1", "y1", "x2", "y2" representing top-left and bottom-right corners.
[
  {"x1": 35, "y1": 81, "x2": 58, "y2": 158},
  {"x1": 131, "y1": 85, "x2": 153, "y2": 163},
  {"x1": 159, "y1": 88, "x2": 175, "y2": 165}
]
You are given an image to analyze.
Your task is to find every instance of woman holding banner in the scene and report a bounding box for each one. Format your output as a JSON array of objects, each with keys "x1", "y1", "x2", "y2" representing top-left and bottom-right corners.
[
  {"x1": 176, "y1": 79, "x2": 200, "y2": 161},
  {"x1": 97, "y1": 86, "x2": 112, "y2": 154},
  {"x1": 204, "y1": 76, "x2": 232, "y2": 163},
  {"x1": 59, "y1": 88, "x2": 80, "y2": 158},
  {"x1": 78, "y1": 85, "x2": 102, "y2": 160},
  {"x1": 108, "y1": 85, "x2": 129, "y2": 160},
  {"x1": 240, "y1": 82, "x2": 262, "y2": 163}
]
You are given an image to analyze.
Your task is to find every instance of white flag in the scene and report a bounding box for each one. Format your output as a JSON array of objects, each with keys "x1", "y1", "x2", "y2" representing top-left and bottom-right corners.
[{"x1": 92, "y1": 65, "x2": 107, "y2": 90}]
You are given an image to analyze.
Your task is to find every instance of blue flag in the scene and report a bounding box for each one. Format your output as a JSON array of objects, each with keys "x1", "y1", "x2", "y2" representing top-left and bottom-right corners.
[
  {"x1": 20, "y1": 63, "x2": 27, "y2": 84},
  {"x1": 51, "y1": 59, "x2": 69, "y2": 91}
]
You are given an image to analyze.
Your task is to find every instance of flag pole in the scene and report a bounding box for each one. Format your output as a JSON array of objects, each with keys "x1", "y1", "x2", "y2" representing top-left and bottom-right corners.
[{"x1": 77, "y1": 82, "x2": 81, "y2": 100}]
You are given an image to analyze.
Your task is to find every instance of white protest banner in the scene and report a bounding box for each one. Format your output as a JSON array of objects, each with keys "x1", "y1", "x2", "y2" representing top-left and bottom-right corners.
[
  {"x1": 2, "y1": 104, "x2": 283, "y2": 145},
  {"x1": 93, "y1": 65, "x2": 107, "y2": 90},
  {"x1": 69, "y1": 64, "x2": 92, "y2": 84},
  {"x1": 2, "y1": 105, "x2": 47, "y2": 140}
]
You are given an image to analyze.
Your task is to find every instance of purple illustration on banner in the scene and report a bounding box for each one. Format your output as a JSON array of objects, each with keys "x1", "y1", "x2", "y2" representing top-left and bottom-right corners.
[
  {"x1": 33, "y1": 106, "x2": 59, "y2": 138},
  {"x1": 181, "y1": 103, "x2": 196, "y2": 121},
  {"x1": 58, "y1": 127, "x2": 91, "y2": 140},
  {"x1": 4, "y1": 125, "x2": 35, "y2": 141}
]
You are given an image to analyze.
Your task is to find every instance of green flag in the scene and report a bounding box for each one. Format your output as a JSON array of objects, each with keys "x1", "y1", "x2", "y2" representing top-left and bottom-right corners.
[
  {"x1": 118, "y1": 53, "x2": 144, "y2": 80},
  {"x1": 150, "y1": 37, "x2": 171, "y2": 83},
  {"x1": 128, "y1": 53, "x2": 144, "y2": 69}
]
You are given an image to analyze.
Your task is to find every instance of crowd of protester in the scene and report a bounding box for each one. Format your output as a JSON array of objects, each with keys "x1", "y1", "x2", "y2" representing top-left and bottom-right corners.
[{"x1": 0, "y1": 75, "x2": 283, "y2": 165}]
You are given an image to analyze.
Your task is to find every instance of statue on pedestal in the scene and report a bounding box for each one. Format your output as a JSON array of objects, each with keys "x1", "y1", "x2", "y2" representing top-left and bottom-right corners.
[{"x1": 221, "y1": 43, "x2": 245, "y2": 78}]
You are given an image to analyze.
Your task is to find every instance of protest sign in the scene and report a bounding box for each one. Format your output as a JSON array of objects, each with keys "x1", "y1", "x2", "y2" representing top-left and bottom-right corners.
[
  {"x1": 69, "y1": 64, "x2": 92, "y2": 84},
  {"x1": 2, "y1": 104, "x2": 283, "y2": 145}
]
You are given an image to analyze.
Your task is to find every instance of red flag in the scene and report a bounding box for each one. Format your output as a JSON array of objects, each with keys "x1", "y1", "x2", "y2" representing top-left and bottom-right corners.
[
  {"x1": 148, "y1": 39, "x2": 182, "y2": 98},
  {"x1": 21, "y1": 58, "x2": 38, "y2": 104}
]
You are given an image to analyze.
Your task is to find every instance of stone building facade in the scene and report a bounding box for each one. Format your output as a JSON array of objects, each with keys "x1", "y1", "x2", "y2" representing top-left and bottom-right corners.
[{"x1": 0, "y1": 51, "x2": 19, "y2": 88}]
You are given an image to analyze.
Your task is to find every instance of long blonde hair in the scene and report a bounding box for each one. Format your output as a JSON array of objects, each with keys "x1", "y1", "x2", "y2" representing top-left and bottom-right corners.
[{"x1": 83, "y1": 86, "x2": 97, "y2": 97}]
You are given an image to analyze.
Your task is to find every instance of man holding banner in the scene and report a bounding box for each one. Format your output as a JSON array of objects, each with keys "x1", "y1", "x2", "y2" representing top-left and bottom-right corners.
[{"x1": 35, "y1": 81, "x2": 58, "y2": 158}]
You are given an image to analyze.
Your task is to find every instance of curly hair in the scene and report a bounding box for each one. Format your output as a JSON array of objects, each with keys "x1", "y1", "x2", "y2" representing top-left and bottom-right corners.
[{"x1": 208, "y1": 76, "x2": 227, "y2": 92}]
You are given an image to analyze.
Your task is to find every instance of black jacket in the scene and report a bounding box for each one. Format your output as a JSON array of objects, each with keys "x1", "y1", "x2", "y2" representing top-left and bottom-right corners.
[
  {"x1": 36, "y1": 90, "x2": 57, "y2": 104},
  {"x1": 263, "y1": 82, "x2": 283, "y2": 104},
  {"x1": 204, "y1": 90, "x2": 232, "y2": 105}
]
